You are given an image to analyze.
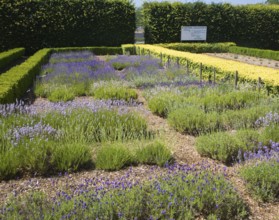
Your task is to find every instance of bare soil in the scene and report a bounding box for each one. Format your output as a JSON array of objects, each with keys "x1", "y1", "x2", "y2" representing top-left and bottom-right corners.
[
  {"x1": 1, "y1": 85, "x2": 279, "y2": 219},
  {"x1": 205, "y1": 53, "x2": 279, "y2": 69}
]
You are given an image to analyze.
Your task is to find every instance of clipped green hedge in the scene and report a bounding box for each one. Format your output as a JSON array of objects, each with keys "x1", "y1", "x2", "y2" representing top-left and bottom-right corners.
[
  {"x1": 0, "y1": 46, "x2": 127, "y2": 104},
  {"x1": 0, "y1": 0, "x2": 135, "y2": 54},
  {"x1": 143, "y1": 2, "x2": 279, "y2": 50},
  {"x1": 158, "y1": 42, "x2": 236, "y2": 53},
  {"x1": 0, "y1": 48, "x2": 25, "y2": 70},
  {"x1": 52, "y1": 47, "x2": 123, "y2": 55},
  {"x1": 122, "y1": 44, "x2": 137, "y2": 55},
  {"x1": 0, "y1": 49, "x2": 52, "y2": 104},
  {"x1": 130, "y1": 44, "x2": 279, "y2": 94},
  {"x1": 229, "y1": 46, "x2": 279, "y2": 61}
]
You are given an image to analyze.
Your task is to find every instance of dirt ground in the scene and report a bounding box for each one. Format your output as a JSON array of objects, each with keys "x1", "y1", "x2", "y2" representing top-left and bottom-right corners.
[{"x1": 205, "y1": 53, "x2": 279, "y2": 69}]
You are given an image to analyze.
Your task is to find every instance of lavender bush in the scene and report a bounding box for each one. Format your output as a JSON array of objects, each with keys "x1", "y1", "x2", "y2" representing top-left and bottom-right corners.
[
  {"x1": 1, "y1": 163, "x2": 248, "y2": 219},
  {"x1": 35, "y1": 51, "x2": 116, "y2": 101},
  {"x1": 49, "y1": 51, "x2": 94, "y2": 64},
  {"x1": 238, "y1": 141, "x2": 279, "y2": 163},
  {"x1": 255, "y1": 112, "x2": 279, "y2": 127},
  {"x1": 240, "y1": 159, "x2": 279, "y2": 202},
  {"x1": 87, "y1": 81, "x2": 138, "y2": 101},
  {"x1": 0, "y1": 98, "x2": 154, "y2": 179},
  {"x1": 108, "y1": 55, "x2": 161, "y2": 71}
]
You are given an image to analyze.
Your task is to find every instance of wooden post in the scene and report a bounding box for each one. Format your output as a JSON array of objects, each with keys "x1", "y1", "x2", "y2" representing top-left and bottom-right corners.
[
  {"x1": 160, "y1": 53, "x2": 163, "y2": 66},
  {"x1": 148, "y1": 50, "x2": 151, "y2": 58},
  {"x1": 200, "y1": 63, "x2": 203, "y2": 84},
  {"x1": 142, "y1": 48, "x2": 145, "y2": 55},
  {"x1": 235, "y1": 71, "x2": 238, "y2": 89},
  {"x1": 186, "y1": 60, "x2": 189, "y2": 75},
  {"x1": 267, "y1": 86, "x2": 270, "y2": 96},
  {"x1": 213, "y1": 68, "x2": 216, "y2": 85},
  {"x1": 176, "y1": 57, "x2": 180, "y2": 68},
  {"x1": 258, "y1": 77, "x2": 261, "y2": 92}
]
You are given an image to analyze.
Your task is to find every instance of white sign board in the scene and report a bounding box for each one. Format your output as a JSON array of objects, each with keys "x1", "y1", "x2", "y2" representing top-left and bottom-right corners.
[{"x1": 181, "y1": 26, "x2": 207, "y2": 41}]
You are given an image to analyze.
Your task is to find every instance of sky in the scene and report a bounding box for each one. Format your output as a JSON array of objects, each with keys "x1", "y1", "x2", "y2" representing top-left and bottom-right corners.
[{"x1": 134, "y1": 0, "x2": 265, "y2": 7}]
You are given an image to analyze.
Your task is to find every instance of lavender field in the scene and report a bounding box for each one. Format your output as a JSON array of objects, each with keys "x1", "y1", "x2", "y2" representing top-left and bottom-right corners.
[{"x1": 0, "y1": 51, "x2": 279, "y2": 219}]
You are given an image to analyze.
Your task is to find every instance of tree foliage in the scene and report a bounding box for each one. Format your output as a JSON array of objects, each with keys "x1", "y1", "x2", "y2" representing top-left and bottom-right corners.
[
  {"x1": 0, "y1": 0, "x2": 136, "y2": 54},
  {"x1": 143, "y1": 2, "x2": 279, "y2": 50},
  {"x1": 266, "y1": 0, "x2": 279, "y2": 4}
]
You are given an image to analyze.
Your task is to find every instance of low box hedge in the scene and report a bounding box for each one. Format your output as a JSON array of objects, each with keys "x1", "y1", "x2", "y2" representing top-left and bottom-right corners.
[
  {"x1": 128, "y1": 44, "x2": 279, "y2": 94},
  {"x1": 229, "y1": 46, "x2": 279, "y2": 61},
  {"x1": 0, "y1": 48, "x2": 25, "y2": 70},
  {"x1": 52, "y1": 47, "x2": 123, "y2": 55},
  {"x1": 0, "y1": 46, "x2": 124, "y2": 104},
  {"x1": 158, "y1": 42, "x2": 236, "y2": 53}
]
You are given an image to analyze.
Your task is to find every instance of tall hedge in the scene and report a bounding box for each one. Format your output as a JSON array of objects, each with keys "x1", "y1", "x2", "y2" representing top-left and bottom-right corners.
[
  {"x1": 0, "y1": 0, "x2": 135, "y2": 54},
  {"x1": 143, "y1": 2, "x2": 279, "y2": 50}
]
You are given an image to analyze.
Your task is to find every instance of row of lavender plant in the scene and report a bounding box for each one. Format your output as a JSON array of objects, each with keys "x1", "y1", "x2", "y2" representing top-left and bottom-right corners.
[
  {"x1": 0, "y1": 163, "x2": 248, "y2": 219},
  {"x1": 35, "y1": 51, "x2": 202, "y2": 102},
  {"x1": 0, "y1": 99, "x2": 156, "y2": 180}
]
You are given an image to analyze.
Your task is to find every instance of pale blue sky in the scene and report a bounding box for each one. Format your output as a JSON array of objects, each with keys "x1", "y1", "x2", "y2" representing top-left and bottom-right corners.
[{"x1": 134, "y1": 0, "x2": 265, "y2": 7}]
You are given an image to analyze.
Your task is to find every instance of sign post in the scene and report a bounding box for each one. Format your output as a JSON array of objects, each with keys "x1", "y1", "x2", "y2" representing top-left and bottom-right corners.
[{"x1": 181, "y1": 26, "x2": 207, "y2": 42}]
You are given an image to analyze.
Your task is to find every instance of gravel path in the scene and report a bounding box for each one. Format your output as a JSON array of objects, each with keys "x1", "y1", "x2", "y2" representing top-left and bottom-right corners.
[{"x1": 205, "y1": 53, "x2": 279, "y2": 69}]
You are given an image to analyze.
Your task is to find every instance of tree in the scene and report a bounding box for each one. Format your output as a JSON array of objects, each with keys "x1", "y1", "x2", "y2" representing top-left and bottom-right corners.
[
  {"x1": 265, "y1": 0, "x2": 279, "y2": 4},
  {"x1": 136, "y1": 7, "x2": 143, "y2": 27}
]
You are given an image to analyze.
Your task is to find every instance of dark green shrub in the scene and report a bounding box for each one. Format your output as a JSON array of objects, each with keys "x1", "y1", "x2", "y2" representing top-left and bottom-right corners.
[
  {"x1": 159, "y1": 42, "x2": 235, "y2": 53},
  {"x1": 52, "y1": 47, "x2": 123, "y2": 55},
  {"x1": 143, "y1": 2, "x2": 279, "y2": 50},
  {"x1": 229, "y1": 46, "x2": 279, "y2": 61},
  {"x1": 95, "y1": 144, "x2": 133, "y2": 171},
  {"x1": 196, "y1": 129, "x2": 259, "y2": 164},
  {"x1": 136, "y1": 141, "x2": 172, "y2": 166},
  {"x1": 0, "y1": 0, "x2": 135, "y2": 54},
  {"x1": 0, "y1": 48, "x2": 25, "y2": 70},
  {"x1": 240, "y1": 160, "x2": 279, "y2": 202}
]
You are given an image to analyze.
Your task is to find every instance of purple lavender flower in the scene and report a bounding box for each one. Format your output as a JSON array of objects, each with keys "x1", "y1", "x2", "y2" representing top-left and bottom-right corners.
[
  {"x1": 38, "y1": 51, "x2": 117, "y2": 86},
  {"x1": 239, "y1": 141, "x2": 279, "y2": 163},
  {"x1": 255, "y1": 112, "x2": 279, "y2": 127},
  {"x1": 7, "y1": 121, "x2": 58, "y2": 146}
]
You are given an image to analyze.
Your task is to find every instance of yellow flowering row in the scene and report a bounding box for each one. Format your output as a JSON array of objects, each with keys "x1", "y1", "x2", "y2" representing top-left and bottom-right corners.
[{"x1": 134, "y1": 44, "x2": 279, "y2": 88}]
